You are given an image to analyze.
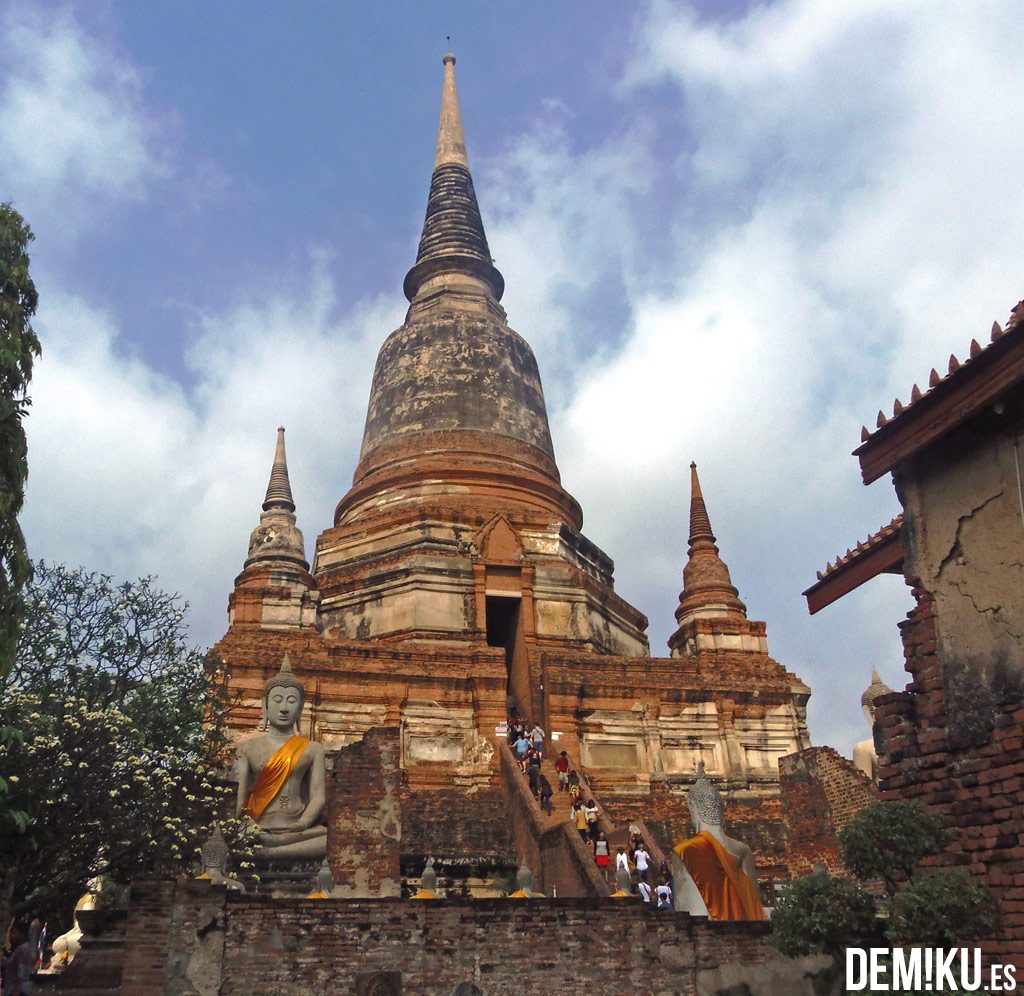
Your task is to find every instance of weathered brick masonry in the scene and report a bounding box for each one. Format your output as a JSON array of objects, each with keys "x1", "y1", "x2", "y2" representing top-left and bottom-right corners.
[
  {"x1": 877, "y1": 577, "x2": 1024, "y2": 969},
  {"x1": 328, "y1": 728, "x2": 403, "y2": 896},
  {"x1": 123, "y1": 879, "x2": 778, "y2": 996},
  {"x1": 777, "y1": 746, "x2": 877, "y2": 877},
  {"x1": 807, "y1": 303, "x2": 1024, "y2": 970}
]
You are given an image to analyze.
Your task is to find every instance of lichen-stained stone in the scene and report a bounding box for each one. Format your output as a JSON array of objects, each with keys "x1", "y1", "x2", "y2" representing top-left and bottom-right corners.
[{"x1": 210, "y1": 52, "x2": 811, "y2": 922}]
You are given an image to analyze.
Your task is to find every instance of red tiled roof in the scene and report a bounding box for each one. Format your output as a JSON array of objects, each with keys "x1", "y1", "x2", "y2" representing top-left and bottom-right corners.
[
  {"x1": 854, "y1": 300, "x2": 1024, "y2": 483},
  {"x1": 803, "y1": 515, "x2": 905, "y2": 614}
]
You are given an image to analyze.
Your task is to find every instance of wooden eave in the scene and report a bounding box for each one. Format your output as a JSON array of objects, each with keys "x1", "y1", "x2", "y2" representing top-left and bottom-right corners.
[
  {"x1": 854, "y1": 324, "x2": 1024, "y2": 484},
  {"x1": 803, "y1": 520, "x2": 906, "y2": 614}
]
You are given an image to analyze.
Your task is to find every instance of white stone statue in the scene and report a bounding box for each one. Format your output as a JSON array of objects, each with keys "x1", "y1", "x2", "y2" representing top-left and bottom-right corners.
[
  {"x1": 232, "y1": 655, "x2": 327, "y2": 862},
  {"x1": 670, "y1": 763, "x2": 766, "y2": 920},
  {"x1": 46, "y1": 883, "x2": 100, "y2": 972},
  {"x1": 853, "y1": 667, "x2": 894, "y2": 782}
]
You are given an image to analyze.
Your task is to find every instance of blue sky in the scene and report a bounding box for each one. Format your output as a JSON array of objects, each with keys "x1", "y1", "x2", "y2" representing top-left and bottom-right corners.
[{"x1": 5, "y1": 1, "x2": 1023, "y2": 757}]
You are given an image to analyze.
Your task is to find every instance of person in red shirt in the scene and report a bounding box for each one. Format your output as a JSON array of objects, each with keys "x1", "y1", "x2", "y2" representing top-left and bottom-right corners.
[{"x1": 554, "y1": 750, "x2": 570, "y2": 791}]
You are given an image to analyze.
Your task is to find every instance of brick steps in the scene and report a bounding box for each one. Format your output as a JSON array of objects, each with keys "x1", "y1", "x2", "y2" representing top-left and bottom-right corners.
[{"x1": 502, "y1": 741, "x2": 670, "y2": 893}]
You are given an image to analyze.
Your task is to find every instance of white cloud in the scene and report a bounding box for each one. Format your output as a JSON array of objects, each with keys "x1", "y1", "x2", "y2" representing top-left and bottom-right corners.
[
  {"x1": 480, "y1": 0, "x2": 1024, "y2": 753},
  {"x1": 18, "y1": 0, "x2": 1024, "y2": 762},
  {"x1": 0, "y1": 4, "x2": 169, "y2": 227},
  {"x1": 23, "y1": 261, "x2": 400, "y2": 645}
]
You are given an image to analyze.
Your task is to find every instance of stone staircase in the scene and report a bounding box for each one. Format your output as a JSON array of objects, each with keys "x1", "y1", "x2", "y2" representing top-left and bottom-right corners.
[
  {"x1": 497, "y1": 741, "x2": 610, "y2": 897},
  {"x1": 498, "y1": 740, "x2": 670, "y2": 897}
]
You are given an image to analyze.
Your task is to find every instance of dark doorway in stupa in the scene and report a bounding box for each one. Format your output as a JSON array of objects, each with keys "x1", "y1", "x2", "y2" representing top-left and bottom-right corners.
[
  {"x1": 485, "y1": 593, "x2": 519, "y2": 651},
  {"x1": 486, "y1": 594, "x2": 535, "y2": 717}
]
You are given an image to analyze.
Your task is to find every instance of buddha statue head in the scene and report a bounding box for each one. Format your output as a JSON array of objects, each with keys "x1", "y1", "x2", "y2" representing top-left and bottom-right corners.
[
  {"x1": 262, "y1": 654, "x2": 305, "y2": 734},
  {"x1": 199, "y1": 826, "x2": 230, "y2": 880},
  {"x1": 861, "y1": 667, "x2": 894, "y2": 725},
  {"x1": 686, "y1": 761, "x2": 723, "y2": 832}
]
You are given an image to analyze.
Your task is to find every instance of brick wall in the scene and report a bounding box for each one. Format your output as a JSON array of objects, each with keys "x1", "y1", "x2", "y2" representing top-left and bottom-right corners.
[
  {"x1": 401, "y1": 787, "x2": 511, "y2": 862},
  {"x1": 119, "y1": 878, "x2": 777, "y2": 995},
  {"x1": 877, "y1": 576, "x2": 1024, "y2": 971},
  {"x1": 778, "y1": 746, "x2": 877, "y2": 877},
  {"x1": 327, "y1": 727, "x2": 402, "y2": 896},
  {"x1": 120, "y1": 880, "x2": 186, "y2": 994}
]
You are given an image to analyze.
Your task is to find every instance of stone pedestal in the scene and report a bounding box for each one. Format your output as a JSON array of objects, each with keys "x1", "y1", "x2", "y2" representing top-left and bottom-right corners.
[{"x1": 33, "y1": 908, "x2": 127, "y2": 994}]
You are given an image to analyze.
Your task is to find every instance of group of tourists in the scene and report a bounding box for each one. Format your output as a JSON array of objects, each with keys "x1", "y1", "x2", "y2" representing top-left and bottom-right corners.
[
  {"x1": 508, "y1": 711, "x2": 554, "y2": 813},
  {"x1": 617, "y1": 832, "x2": 675, "y2": 908},
  {"x1": 507, "y1": 707, "x2": 676, "y2": 907}
]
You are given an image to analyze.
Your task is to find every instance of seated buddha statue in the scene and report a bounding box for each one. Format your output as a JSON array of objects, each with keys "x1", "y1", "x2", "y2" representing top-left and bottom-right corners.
[
  {"x1": 671, "y1": 762, "x2": 766, "y2": 920},
  {"x1": 853, "y1": 667, "x2": 893, "y2": 782},
  {"x1": 232, "y1": 655, "x2": 327, "y2": 862}
]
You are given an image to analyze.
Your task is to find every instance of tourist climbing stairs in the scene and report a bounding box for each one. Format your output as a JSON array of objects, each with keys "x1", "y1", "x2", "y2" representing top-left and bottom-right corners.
[{"x1": 500, "y1": 736, "x2": 670, "y2": 894}]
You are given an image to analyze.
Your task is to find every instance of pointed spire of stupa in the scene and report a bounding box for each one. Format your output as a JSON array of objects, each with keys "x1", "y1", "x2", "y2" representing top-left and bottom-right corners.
[
  {"x1": 263, "y1": 426, "x2": 295, "y2": 513},
  {"x1": 672, "y1": 463, "x2": 747, "y2": 630},
  {"x1": 243, "y1": 427, "x2": 308, "y2": 574},
  {"x1": 403, "y1": 52, "x2": 504, "y2": 303},
  {"x1": 688, "y1": 461, "x2": 714, "y2": 542},
  {"x1": 434, "y1": 52, "x2": 469, "y2": 169}
]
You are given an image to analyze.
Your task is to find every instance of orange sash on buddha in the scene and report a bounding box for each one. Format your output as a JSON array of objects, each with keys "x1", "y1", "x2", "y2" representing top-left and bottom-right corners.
[
  {"x1": 673, "y1": 830, "x2": 767, "y2": 921},
  {"x1": 246, "y1": 735, "x2": 309, "y2": 822}
]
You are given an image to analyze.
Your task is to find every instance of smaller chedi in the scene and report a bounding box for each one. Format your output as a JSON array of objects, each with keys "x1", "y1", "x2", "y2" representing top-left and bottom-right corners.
[
  {"x1": 672, "y1": 763, "x2": 766, "y2": 921},
  {"x1": 853, "y1": 667, "x2": 894, "y2": 782},
  {"x1": 232, "y1": 654, "x2": 327, "y2": 862}
]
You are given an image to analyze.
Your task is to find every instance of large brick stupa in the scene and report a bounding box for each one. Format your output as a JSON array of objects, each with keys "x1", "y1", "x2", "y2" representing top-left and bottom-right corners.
[{"x1": 213, "y1": 53, "x2": 812, "y2": 899}]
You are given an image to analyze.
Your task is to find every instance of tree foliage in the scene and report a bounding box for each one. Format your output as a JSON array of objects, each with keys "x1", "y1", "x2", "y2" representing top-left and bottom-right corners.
[
  {"x1": 771, "y1": 869, "x2": 880, "y2": 959},
  {"x1": 888, "y1": 868, "x2": 1002, "y2": 947},
  {"x1": 838, "y1": 800, "x2": 949, "y2": 895},
  {"x1": 0, "y1": 562, "x2": 249, "y2": 930},
  {"x1": 0, "y1": 203, "x2": 42, "y2": 679},
  {"x1": 776, "y1": 802, "x2": 1004, "y2": 962}
]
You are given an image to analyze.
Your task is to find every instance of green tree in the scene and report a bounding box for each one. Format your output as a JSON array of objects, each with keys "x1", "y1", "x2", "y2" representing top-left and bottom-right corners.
[
  {"x1": 888, "y1": 868, "x2": 1001, "y2": 947},
  {"x1": 0, "y1": 562, "x2": 249, "y2": 932},
  {"x1": 0, "y1": 203, "x2": 41, "y2": 681},
  {"x1": 776, "y1": 802, "x2": 1003, "y2": 965},
  {"x1": 771, "y1": 869, "x2": 880, "y2": 960},
  {"x1": 838, "y1": 799, "x2": 948, "y2": 896}
]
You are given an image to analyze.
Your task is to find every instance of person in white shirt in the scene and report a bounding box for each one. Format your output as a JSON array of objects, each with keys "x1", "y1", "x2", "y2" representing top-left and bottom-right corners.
[
  {"x1": 656, "y1": 879, "x2": 672, "y2": 909},
  {"x1": 637, "y1": 879, "x2": 652, "y2": 903},
  {"x1": 583, "y1": 801, "x2": 599, "y2": 844},
  {"x1": 634, "y1": 845, "x2": 650, "y2": 882}
]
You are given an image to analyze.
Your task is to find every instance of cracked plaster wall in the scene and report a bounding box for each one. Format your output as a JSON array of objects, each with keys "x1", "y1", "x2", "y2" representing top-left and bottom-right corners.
[{"x1": 898, "y1": 416, "x2": 1024, "y2": 712}]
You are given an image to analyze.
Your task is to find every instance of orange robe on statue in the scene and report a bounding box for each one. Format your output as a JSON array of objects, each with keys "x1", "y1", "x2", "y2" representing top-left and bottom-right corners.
[
  {"x1": 673, "y1": 830, "x2": 767, "y2": 921},
  {"x1": 246, "y1": 735, "x2": 310, "y2": 822}
]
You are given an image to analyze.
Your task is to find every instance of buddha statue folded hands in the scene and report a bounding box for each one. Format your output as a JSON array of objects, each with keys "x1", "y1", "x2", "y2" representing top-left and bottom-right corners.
[
  {"x1": 671, "y1": 763, "x2": 766, "y2": 921},
  {"x1": 232, "y1": 655, "x2": 328, "y2": 862}
]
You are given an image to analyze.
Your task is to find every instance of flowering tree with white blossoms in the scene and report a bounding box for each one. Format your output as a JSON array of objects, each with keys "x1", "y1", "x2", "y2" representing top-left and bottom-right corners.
[{"x1": 0, "y1": 562, "x2": 250, "y2": 931}]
